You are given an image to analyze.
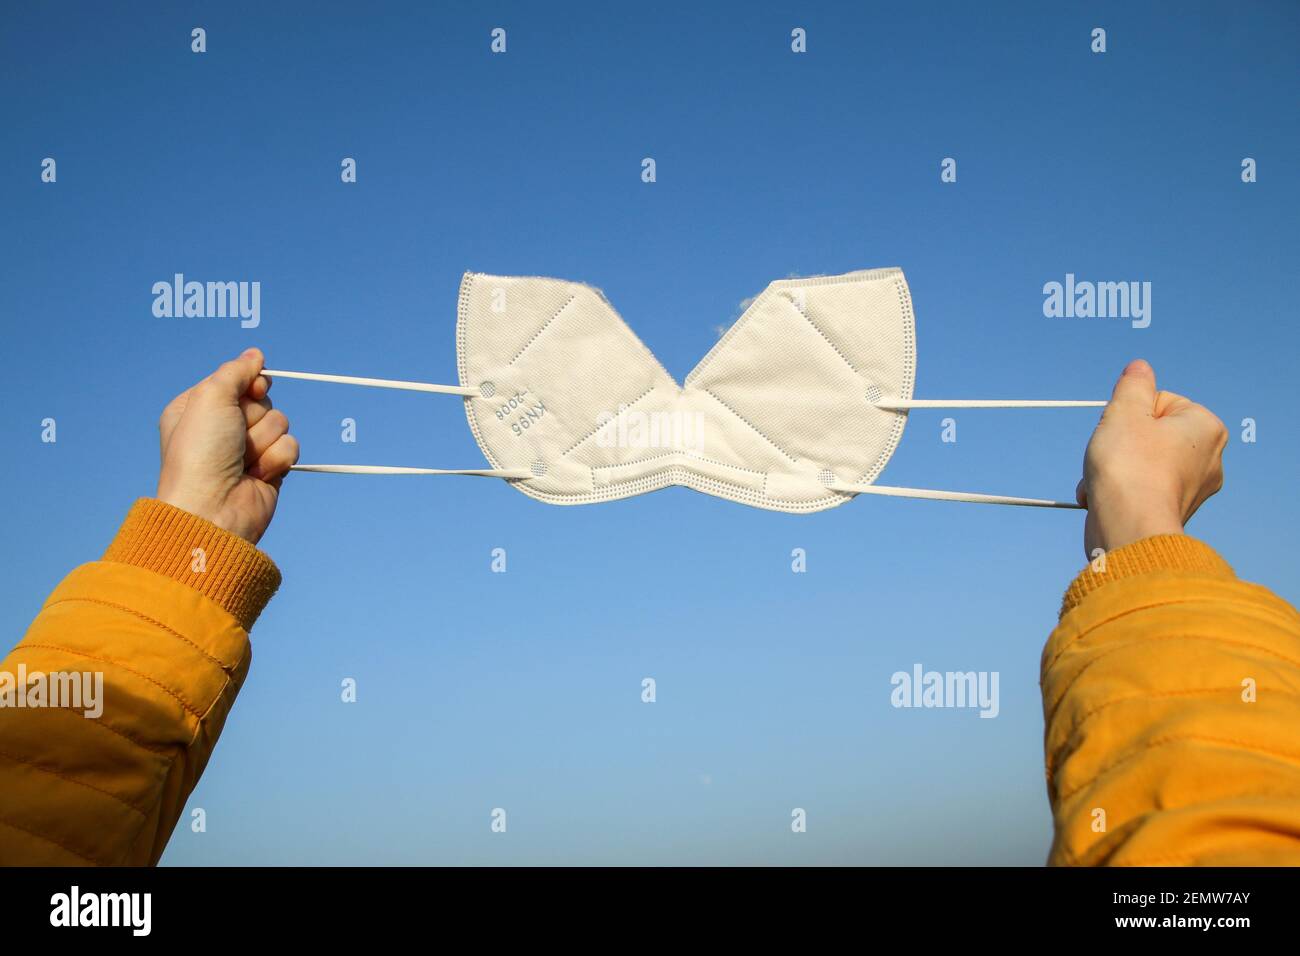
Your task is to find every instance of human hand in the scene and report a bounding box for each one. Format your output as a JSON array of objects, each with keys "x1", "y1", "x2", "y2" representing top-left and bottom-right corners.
[
  {"x1": 1076, "y1": 360, "x2": 1227, "y2": 559},
  {"x1": 156, "y1": 349, "x2": 299, "y2": 545}
]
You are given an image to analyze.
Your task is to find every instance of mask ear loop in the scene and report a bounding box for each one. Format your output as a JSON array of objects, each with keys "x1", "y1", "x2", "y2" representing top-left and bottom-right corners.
[
  {"x1": 830, "y1": 396, "x2": 1111, "y2": 508},
  {"x1": 262, "y1": 368, "x2": 479, "y2": 397},
  {"x1": 823, "y1": 480, "x2": 1082, "y2": 509},
  {"x1": 264, "y1": 372, "x2": 1104, "y2": 503},
  {"x1": 869, "y1": 399, "x2": 1107, "y2": 409},
  {"x1": 261, "y1": 368, "x2": 532, "y2": 480}
]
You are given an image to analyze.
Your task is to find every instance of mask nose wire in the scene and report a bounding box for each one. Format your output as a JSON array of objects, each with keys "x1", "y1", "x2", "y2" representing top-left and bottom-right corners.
[{"x1": 259, "y1": 368, "x2": 532, "y2": 480}]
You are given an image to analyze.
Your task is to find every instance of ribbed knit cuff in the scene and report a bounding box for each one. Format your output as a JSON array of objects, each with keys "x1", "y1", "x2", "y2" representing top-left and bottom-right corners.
[
  {"x1": 1060, "y1": 533, "x2": 1236, "y2": 618},
  {"x1": 102, "y1": 498, "x2": 281, "y2": 631}
]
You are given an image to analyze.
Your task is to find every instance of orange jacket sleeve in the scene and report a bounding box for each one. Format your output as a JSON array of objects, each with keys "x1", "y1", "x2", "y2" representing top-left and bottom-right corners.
[
  {"x1": 1043, "y1": 533, "x2": 1300, "y2": 865},
  {"x1": 0, "y1": 499, "x2": 280, "y2": 866}
]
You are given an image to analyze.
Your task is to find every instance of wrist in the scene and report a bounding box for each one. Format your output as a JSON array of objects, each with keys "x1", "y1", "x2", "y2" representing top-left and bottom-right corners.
[
  {"x1": 157, "y1": 488, "x2": 219, "y2": 526},
  {"x1": 156, "y1": 481, "x2": 247, "y2": 542},
  {"x1": 1085, "y1": 474, "x2": 1186, "y2": 553},
  {"x1": 1092, "y1": 503, "x2": 1185, "y2": 553}
]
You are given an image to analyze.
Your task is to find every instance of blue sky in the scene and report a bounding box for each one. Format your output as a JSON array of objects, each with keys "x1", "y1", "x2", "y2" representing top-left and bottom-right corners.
[{"x1": 2, "y1": 1, "x2": 1296, "y2": 864}]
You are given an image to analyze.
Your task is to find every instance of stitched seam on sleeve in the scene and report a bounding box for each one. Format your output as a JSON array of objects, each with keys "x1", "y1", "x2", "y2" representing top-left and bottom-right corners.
[
  {"x1": 1052, "y1": 841, "x2": 1082, "y2": 867},
  {"x1": 1055, "y1": 732, "x2": 1300, "y2": 804},
  {"x1": 36, "y1": 702, "x2": 173, "y2": 757},
  {"x1": 1044, "y1": 685, "x2": 1300, "y2": 783},
  {"x1": 1052, "y1": 839, "x2": 1186, "y2": 868},
  {"x1": 116, "y1": 664, "x2": 246, "y2": 864},
  {"x1": 1108, "y1": 847, "x2": 1300, "y2": 866},
  {"x1": 1113, "y1": 851, "x2": 1201, "y2": 866},
  {"x1": 43, "y1": 597, "x2": 230, "y2": 672},
  {"x1": 117, "y1": 751, "x2": 183, "y2": 866},
  {"x1": 1044, "y1": 596, "x2": 1244, "y2": 673},
  {"x1": 1045, "y1": 598, "x2": 1189, "y2": 672},
  {"x1": 16, "y1": 643, "x2": 205, "y2": 720},
  {"x1": 1044, "y1": 631, "x2": 1300, "y2": 727},
  {"x1": 191, "y1": 661, "x2": 245, "y2": 746},
  {"x1": 0, "y1": 816, "x2": 101, "y2": 865},
  {"x1": 36, "y1": 702, "x2": 172, "y2": 754},
  {"x1": 0, "y1": 747, "x2": 148, "y2": 818}
]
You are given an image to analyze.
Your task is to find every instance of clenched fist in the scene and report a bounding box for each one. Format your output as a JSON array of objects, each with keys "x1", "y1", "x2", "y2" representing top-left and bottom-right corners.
[
  {"x1": 1077, "y1": 359, "x2": 1228, "y2": 559},
  {"x1": 156, "y1": 349, "x2": 299, "y2": 544}
]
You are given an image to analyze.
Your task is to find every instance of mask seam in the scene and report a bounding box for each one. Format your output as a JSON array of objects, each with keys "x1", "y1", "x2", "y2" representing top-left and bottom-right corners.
[
  {"x1": 519, "y1": 467, "x2": 850, "y2": 513},
  {"x1": 560, "y1": 384, "x2": 658, "y2": 458},
  {"x1": 591, "y1": 449, "x2": 767, "y2": 480},
  {"x1": 699, "y1": 388, "x2": 800, "y2": 464},
  {"x1": 851, "y1": 276, "x2": 914, "y2": 487},
  {"x1": 458, "y1": 273, "x2": 505, "y2": 476},
  {"x1": 786, "y1": 296, "x2": 858, "y2": 374},
  {"x1": 509, "y1": 294, "x2": 578, "y2": 365},
  {"x1": 587, "y1": 282, "x2": 679, "y2": 388},
  {"x1": 459, "y1": 275, "x2": 600, "y2": 475},
  {"x1": 686, "y1": 267, "x2": 901, "y2": 385}
]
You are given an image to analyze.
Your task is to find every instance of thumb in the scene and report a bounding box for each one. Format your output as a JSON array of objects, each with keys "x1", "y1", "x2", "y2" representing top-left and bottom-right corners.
[
  {"x1": 1154, "y1": 388, "x2": 1195, "y2": 418},
  {"x1": 205, "y1": 348, "x2": 265, "y2": 401},
  {"x1": 1103, "y1": 359, "x2": 1157, "y2": 419}
]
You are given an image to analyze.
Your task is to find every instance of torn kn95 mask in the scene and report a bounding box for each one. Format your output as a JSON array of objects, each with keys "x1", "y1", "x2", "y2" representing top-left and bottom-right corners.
[{"x1": 265, "y1": 267, "x2": 1105, "y2": 513}]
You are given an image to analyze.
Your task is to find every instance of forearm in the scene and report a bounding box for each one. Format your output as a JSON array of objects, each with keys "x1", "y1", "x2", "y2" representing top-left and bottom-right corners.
[
  {"x1": 1042, "y1": 534, "x2": 1300, "y2": 865},
  {"x1": 0, "y1": 499, "x2": 279, "y2": 865}
]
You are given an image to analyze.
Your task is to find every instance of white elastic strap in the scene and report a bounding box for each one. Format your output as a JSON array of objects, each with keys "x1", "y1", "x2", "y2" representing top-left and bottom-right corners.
[
  {"x1": 262, "y1": 368, "x2": 479, "y2": 397},
  {"x1": 870, "y1": 398, "x2": 1106, "y2": 410},
  {"x1": 266, "y1": 370, "x2": 1090, "y2": 498},
  {"x1": 843, "y1": 397, "x2": 1101, "y2": 504},
  {"x1": 261, "y1": 368, "x2": 519, "y2": 477},
  {"x1": 826, "y1": 479, "x2": 1081, "y2": 509},
  {"x1": 846, "y1": 397, "x2": 1098, "y2": 505},
  {"x1": 290, "y1": 464, "x2": 532, "y2": 478}
]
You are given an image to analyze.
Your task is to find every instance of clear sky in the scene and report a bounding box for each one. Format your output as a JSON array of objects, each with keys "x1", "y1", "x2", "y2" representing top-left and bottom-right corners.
[{"x1": 2, "y1": 1, "x2": 1296, "y2": 864}]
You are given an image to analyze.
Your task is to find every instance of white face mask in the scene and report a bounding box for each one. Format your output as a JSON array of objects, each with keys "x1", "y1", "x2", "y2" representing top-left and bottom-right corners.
[{"x1": 266, "y1": 268, "x2": 1104, "y2": 511}]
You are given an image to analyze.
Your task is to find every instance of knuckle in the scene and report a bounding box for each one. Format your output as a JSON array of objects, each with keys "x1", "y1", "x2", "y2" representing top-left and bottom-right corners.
[{"x1": 1192, "y1": 404, "x2": 1227, "y2": 437}]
